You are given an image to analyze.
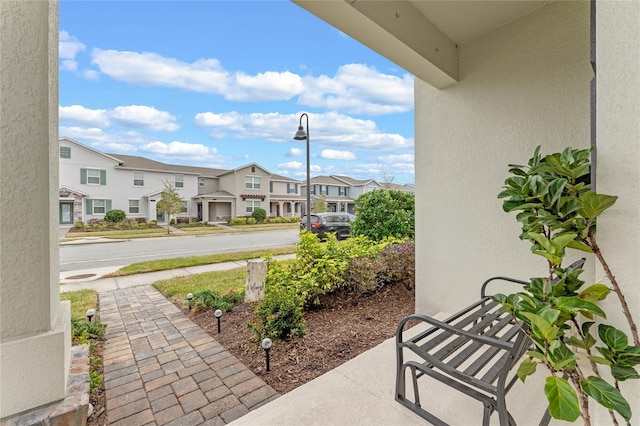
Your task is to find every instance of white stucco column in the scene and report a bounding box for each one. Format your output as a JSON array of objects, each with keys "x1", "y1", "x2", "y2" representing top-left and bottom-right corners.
[{"x1": 0, "y1": 0, "x2": 71, "y2": 419}]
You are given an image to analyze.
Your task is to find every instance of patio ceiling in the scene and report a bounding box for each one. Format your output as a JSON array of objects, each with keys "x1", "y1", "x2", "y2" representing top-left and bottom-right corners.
[{"x1": 293, "y1": 0, "x2": 552, "y2": 88}]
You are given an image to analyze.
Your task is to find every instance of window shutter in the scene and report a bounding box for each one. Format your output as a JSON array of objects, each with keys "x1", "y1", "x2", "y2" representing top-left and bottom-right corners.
[
  {"x1": 81, "y1": 168, "x2": 87, "y2": 184},
  {"x1": 86, "y1": 199, "x2": 92, "y2": 214},
  {"x1": 100, "y1": 170, "x2": 107, "y2": 185},
  {"x1": 106, "y1": 200, "x2": 112, "y2": 211}
]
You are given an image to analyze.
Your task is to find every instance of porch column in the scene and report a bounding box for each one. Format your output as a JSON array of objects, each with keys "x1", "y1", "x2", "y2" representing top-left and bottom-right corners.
[
  {"x1": 0, "y1": 0, "x2": 71, "y2": 419},
  {"x1": 202, "y1": 200, "x2": 210, "y2": 222}
]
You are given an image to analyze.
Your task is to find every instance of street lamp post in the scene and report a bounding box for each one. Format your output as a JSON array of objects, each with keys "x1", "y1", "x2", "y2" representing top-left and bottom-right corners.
[{"x1": 294, "y1": 113, "x2": 311, "y2": 232}]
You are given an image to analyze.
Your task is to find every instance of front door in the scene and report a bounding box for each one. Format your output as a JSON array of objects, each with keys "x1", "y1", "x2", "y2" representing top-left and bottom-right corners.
[{"x1": 59, "y1": 202, "x2": 73, "y2": 224}]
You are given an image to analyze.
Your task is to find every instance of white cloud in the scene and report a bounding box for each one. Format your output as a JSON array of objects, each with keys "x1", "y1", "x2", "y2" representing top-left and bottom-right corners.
[
  {"x1": 92, "y1": 49, "x2": 301, "y2": 101},
  {"x1": 277, "y1": 161, "x2": 303, "y2": 170},
  {"x1": 378, "y1": 154, "x2": 414, "y2": 163},
  {"x1": 320, "y1": 149, "x2": 356, "y2": 160},
  {"x1": 288, "y1": 148, "x2": 302, "y2": 157},
  {"x1": 60, "y1": 105, "x2": 109, "y2": 127},
  {"x1": 111, "y1": 105, "x2": 179, "y2": 131},
  {"x1": 310, "y1": 164, "x2": 322, "y2": 172},
  {"x1": 299, "y1": 64, "x2": 413, "y2": 115},
  {"x1": 195, "y1": 111, "x2": 413, "y2": 153},
  {"x1": 141, "y1": 140, "x2": 214, "y2": 156},
  {"x1": 59, "y1": 31, "x2": 85, "y2": 60},
  {"x1": 60, "y1": 104, "x2": 178, "y2": 132}
]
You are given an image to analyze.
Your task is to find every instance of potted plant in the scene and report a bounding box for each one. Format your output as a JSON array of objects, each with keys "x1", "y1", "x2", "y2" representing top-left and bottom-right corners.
[{"x1": 494, "y1": 146, "x2": 638, "y2": 425}]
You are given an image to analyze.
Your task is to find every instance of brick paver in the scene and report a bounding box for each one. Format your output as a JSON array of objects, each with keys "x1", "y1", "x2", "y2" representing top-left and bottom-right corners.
[{"x1": 102, "y1": 286, "x2": 279, "y2": 425}]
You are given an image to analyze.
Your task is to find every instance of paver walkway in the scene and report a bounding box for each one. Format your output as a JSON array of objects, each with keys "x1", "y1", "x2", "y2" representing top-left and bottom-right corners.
[{"x1": 100, "y1": 286, "x2": 278, "y2": 426}]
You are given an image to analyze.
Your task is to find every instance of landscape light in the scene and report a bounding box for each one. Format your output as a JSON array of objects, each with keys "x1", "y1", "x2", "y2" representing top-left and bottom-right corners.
[
  {"x1": 86, "y1": 309, "x2": 95, "y2": 322},
  {"x1": 261, "y1": 338, "x2": 273, "y2": 372},
  {"x1": 187, "y1": 293, "x2": 193, "y2": 311},
  {"x1": 215, "y1": 309, "x2": 223, "y2": 333}
]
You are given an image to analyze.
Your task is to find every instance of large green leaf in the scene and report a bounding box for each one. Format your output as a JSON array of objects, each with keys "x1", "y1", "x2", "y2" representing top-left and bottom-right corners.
[
  {"x1": 545, "y1": 178, "x2": 567, "y2": 209},
  {"x1": 578, "y1": 191, "x2": 618, "y2": 219},
  {"x1": 528, "y1": 232, "x2": 552, "y2": 252},
  {"x1": 517, "y1": 358, "x2": 537, "y2": 382},
  {"x1": 532, "y1": 250, "x2": 563, "y2": 266},
  {"x1": 544, "y1": 376, "x2": 581, "y2": 421},
  {"x1": 521, "y1": 312, "x2": 559, "y2": 342},
  {"x1": 550, "y1": 233, "x2": 578, "y2": 252},
  {"x1": 554, "y1": 297, "x2": 606, "y2": 319},
  {"x1": 598, "y1": 324, "x2": 628, "y2": 351},
  {"x1": 580, "y1": 376, "x2": 631, "y2": 420},
  {"x1": 565, "y1": 240, "x2": 593, "y2": 253},
  {"x1": 611, "y1": 365, "x2": 640, "y2": 381},
  {"x1": 578, "y1": 284, "x2": 610, "y2": 303}
]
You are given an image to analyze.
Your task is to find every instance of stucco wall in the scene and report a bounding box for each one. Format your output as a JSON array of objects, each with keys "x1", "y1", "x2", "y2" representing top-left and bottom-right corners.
[
  {"x1": 593, "y1": 1, "x2": 640, "y2": 418},
  {"x1": 415, "y1": 1, "x2": 593, "y2": 314}
]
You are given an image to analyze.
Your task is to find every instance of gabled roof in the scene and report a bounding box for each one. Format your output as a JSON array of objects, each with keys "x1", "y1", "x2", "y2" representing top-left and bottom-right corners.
[
  {"x1": 110, "y1": 153, "x2": 226, "y2": 177},
  {"x1": 331, "y1": 175, "x2": 377, "y2": 186},
  {"x1": 196, "y1": 190, "x2": 236, "y2": 199},
  {"x1": 216, "y1": 162, "x2": 272, "y2": 177},
  {"x1": 60, "y1": 137, "x2": 123, "y2": 164},
  {"x1": 307, "y1": 175, "x2": 349, "y2": 186},
  {"x1": 270, "y1": 173, "x2": 301, "y2": 183}
]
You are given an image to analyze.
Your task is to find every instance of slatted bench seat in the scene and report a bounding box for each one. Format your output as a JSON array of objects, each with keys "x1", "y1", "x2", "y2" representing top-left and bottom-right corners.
[{"x1": 395, "y1": 276, "x2": 530, "y2": 426}]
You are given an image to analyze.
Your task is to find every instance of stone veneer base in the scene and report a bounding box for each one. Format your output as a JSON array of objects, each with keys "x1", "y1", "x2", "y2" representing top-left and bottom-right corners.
[{"x1": 0, "y1": 344, "x2": 91, "y2": 426}]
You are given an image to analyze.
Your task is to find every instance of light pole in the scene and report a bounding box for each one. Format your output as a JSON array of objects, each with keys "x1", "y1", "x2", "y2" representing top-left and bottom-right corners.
[{"x1": 293, "y1": 113, "x2": 311, "y2": 232}]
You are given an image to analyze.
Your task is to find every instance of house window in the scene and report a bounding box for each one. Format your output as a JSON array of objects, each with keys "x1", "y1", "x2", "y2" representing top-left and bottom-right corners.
[
  {"x1": 339, "y1": 187, "x2": 347, "y2": 196},
  {"x1": 129, "y1": 199, "x2": 140, "y2": 214},
  {"x1": 245, "y1": 176, "x2": 261, "y2": 189},
  {"x1": 310, "y1": 186, "x2": 316, "y2": 195},
  {"x1": 246, "y1": 200, "x2": 261, "y2": 213},
  {"x1": 93, "y1": 199, "x2": 106, "y2": 214},
  {"x1": 175, "y1": 175, "x2": 184, "y2": 188},
  {"x1": 287, "y1": 204, "x2": 292, "y2": 213},
  {"x1": 198, "y1": 177, "x2": 205, "y2": 187},
  {"x1": 81, "y1": 168, "x2": 106, "y2": 185},
  {"x1": 87, "y1": 169, "x2": 101, "y2": 184},
  {"x1": 181, "y1": 200, "x2": 188, "y2": 213},
  {"x1": 133, "y1": 171, "x2": 144, "y2": 186},
  {"x1": 59, "y1": 146, "x2": 71, "y2": 159},
  {"x1": 270, "y1": 182, "x2": 274, "y2": 193},
  {"x1": 287, "y1": 183, "x2": 297, "y2": 194}
]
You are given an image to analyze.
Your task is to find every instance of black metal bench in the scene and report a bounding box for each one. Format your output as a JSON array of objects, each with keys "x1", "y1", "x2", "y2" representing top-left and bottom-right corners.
[{"x1": 395, "y1": 276, "x2": 531, "y2": 426}]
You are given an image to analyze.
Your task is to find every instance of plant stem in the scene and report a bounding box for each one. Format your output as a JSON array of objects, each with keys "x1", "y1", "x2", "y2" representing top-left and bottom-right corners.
[
  {"x1": 570, "y1": 374, "x2": 592, "y2": 426},
  {"x1": 588, "y1": 231, "x2": 639, "y2": 345}
]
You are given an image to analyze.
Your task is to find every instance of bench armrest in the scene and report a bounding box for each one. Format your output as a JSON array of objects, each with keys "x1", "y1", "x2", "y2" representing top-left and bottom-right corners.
[
  {"x1": 397, "y1": 313, "x2": 516, "y2": 351},
  {"x1": 480, "y1": 276, "x2": 529, "y2": 298}
]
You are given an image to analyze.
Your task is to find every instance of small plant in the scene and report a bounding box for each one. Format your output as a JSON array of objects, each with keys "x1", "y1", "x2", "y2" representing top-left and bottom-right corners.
[
  {"x1": 170, "y1": 218, "x2": 176, "y2": 225},
  {"x1": 246, "y1": 217, "x2": 257, "y2": 225},
  {"x1": 191, "y1": 289, "x2": 243, "y2": 312},
  {"x1": 248, "y1": 286, "x2": 305, "y2": 340},
  {"x1": 251, "y1": 208, "x2": 267, "y2": 223},
  {"x1": 74, "y1": 221, "x2": 84, "y2": 228},
  {"x1": 228, "y1": 217, "x2": 247, "y2": 225},
  {"x1": 149, "y1": 220, "x2": 157, "y2": 226},
  {"x1": 104, "y1": 209, "x2": 126, "y2": 223}
]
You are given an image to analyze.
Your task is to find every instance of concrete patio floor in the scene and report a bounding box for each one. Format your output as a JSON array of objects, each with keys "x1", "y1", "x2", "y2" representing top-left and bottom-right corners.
[{"x1": 231, "y1": 321, "x2": 554, "y2": 426}]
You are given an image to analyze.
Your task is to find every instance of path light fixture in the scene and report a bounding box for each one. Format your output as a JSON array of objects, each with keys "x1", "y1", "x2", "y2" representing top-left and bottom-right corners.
[
  {"x1": 86, "y1": 309, "x2": 95, "y2": 322},
  {"x1": 215, "y1": 309, "x2": 223, "y2": 333},
  {"x1": 187, "y1": 293, "x2": 193, "y2": 311},
  {"x1": 261, "y1": 338, "x2": 273, "y2": 372},
  {"x1": 293, "y1": 113, "x2": 311, "y2": 232}
]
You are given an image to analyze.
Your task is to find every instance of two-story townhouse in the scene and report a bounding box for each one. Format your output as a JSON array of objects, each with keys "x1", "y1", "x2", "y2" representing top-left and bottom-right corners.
[
  {"x1": 302, "y1": 175, "x2": 355, "y2": 214},
  {"x1": 269, "y1": 174, "x2": 305, "y2": 218}
]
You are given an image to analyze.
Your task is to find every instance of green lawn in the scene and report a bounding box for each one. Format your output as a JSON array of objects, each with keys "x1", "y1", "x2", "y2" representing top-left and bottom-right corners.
[
  {"x1": 104, "y1": 246, "x2": 296, "y2": 277},
  {"x1": 153, "y1": 267, "x2": 246, "y2": 308},
  {"x1": 60, "y1": 289, "x2": 99, "y2": 319}
]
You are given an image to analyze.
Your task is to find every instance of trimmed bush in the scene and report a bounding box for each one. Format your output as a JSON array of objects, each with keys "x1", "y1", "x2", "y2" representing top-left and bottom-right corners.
[
  {"x1": 191, "y1": 290, "x2": 242, "y2": 312},
  {"x1": 104, "y1": 209, "x2": 126, "y2": 223},
  {"x1": 251, "y1": 208, "x2": 267, "y2": 223},
  {"x1": 74, "y1": 221, "x2": 84, "y2": 228},
  {"x1": 351, "y1": 190, "x2": 415, "y2": 241},
  {"x1": 248, "y1": 286, "x2": 305, "y2": 340}
]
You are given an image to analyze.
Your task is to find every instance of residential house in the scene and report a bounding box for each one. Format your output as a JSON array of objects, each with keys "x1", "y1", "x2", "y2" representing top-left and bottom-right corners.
[{"x1": 59, "y1": 138, "x2": 309, "y2": 224}]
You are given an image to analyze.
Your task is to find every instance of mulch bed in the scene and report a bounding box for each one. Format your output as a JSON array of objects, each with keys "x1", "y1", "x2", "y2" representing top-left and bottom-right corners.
[{"x1": 188, "y1": 283, "x2": 415, "y2": 394}]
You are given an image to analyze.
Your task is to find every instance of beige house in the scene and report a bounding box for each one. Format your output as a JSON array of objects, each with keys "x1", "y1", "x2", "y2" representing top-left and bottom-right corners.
[{"x1": 0, "y1": 0, "x2": 637, "y2": 423}]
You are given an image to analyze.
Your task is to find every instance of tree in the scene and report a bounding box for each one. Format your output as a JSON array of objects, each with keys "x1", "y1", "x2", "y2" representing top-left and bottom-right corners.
[
  {"x1": 251, "y1": 207, "x2": 267, "y2": 223},
  {"x1": 351, "y1": 189, "x2": 414, "y2": 241},
  {"x1": 156, "y1": 180, "x2": 184, "y2": 234},
  {"x1": 311, "y1": 195, "x2": 328, "y2": 213}
]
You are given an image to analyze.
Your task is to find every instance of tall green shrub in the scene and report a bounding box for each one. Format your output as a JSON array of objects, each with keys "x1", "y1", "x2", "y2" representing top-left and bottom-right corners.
[
  {"x1": 351, "y1": 190, "x2": 414, "y2": 241},
  {"x1": 104, "y1": 209, "x2": 126, "y2": 223}
]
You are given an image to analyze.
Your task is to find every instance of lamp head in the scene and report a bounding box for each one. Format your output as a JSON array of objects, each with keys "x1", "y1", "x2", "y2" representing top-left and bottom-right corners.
[
  {"x1": 215, "y1": 309, "x2": 223, "y2": 318},
  {"x1": 261, "y1": 338, "x2": 273, "y2": 350},
  {"x1": 293, "y1": 125, "x2": 307, "y2": 140},
  {"x1": 187, "y1": 293, "x2": 193, "y2": 301}
]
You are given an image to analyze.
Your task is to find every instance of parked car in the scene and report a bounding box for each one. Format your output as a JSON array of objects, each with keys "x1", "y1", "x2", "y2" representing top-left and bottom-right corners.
[{"x1": 299, "y1": 212, "x2": 356, "y2": 240}]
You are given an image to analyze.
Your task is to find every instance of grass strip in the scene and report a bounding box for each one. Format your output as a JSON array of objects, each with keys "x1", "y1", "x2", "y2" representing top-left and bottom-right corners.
[
  {"x1": 153, "y1": 267, "x2": 246, "y2": 307},
  {"x1": 104, "y1": 246, "x2": 296, "y2": 277},
  {"x1": 60, "y1": 289, "x2": 99, "y2": 319}
]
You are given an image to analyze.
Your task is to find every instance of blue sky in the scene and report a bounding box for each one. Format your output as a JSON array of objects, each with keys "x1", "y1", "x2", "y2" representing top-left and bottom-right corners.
[{"x1": 59, "y1": 1, "x2": 415, "y2": 184}]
